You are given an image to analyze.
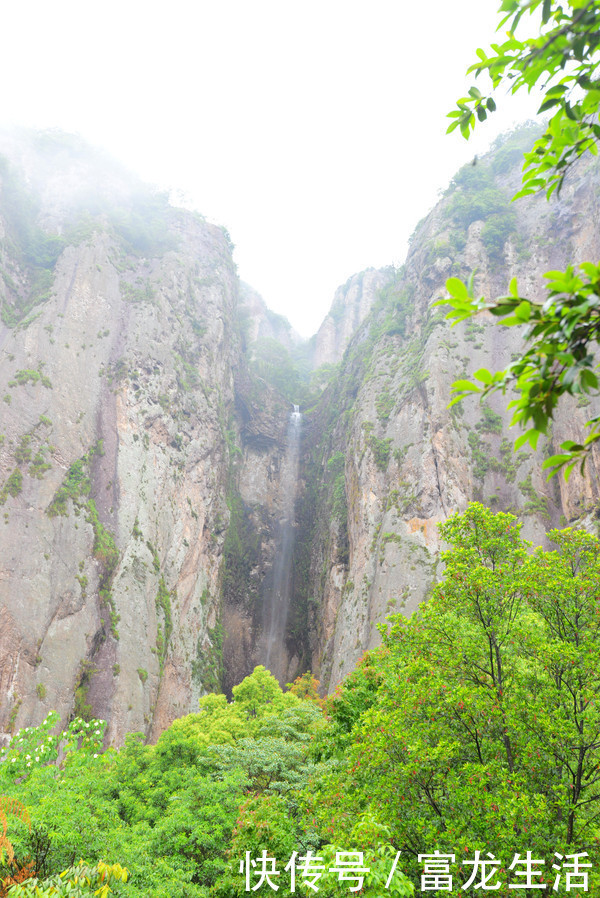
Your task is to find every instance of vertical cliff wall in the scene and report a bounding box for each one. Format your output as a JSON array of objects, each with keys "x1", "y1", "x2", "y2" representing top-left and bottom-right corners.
[
  {"x1": 312, "y1": 269, "x2": 391, "y2": 369},
  {"x1": 0, "y1": 131, "x2": 300, "y2": 741},
  {"x1": 301, "y1": 131, "x2": 600, "y2": 690}
]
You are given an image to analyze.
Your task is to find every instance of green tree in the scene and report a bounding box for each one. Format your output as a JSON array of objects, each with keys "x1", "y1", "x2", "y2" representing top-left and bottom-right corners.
[
  {"x1": 442, "y1": 0, "x2": 600, "y2": 476},
  {"x1": 522, "y1": 527, "x2": 600, "y2": 846},
  {"x1": 0, "y1": 712, "x2": 241, "y2": 897},
  {"x1": 312, "y1": 505, "x2": 600, "y2": 893},
  {"x1": 231, "y1": 665, "x2": 299, "y2": 720}
]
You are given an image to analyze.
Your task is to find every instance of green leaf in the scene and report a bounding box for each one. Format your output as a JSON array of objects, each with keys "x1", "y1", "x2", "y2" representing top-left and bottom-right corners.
[
  {"x1": 538, "y1": 96, "x2": 563, "y2": 113},
  {"x1": 542, "y1": 0, "x2": 552, "y2": 23},
  {"x1": 473, "y1": 368, "x2": 493, "y2": 385},
  {"x1": 445, "y1": 277, "x2": 471, "y2": 301},
  {"x1": 542, "y1": 453, "x2": 572, "y2": 470},
  {"x1": 514, "y1": 301, "x2": 531, "y2": 322},
  {"x1": 564, "y1": 459, "x2": 578, "y2": 481},
  {"x1": 451, "y1": 379, "x2": 482, "y2": 394},
  {"x1": 581, "y1": 369, "x2": 598, "y2": 391},
  {"x1": 515, "y1": 428, "x2": 541, "y2": 450},
  {"x1": 561, "y1": 440, "x2": 584, "y2": 452}
]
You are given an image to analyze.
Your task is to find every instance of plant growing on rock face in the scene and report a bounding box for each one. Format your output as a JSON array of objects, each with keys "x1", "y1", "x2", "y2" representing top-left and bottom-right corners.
[
  {"x1": 443, "y1": 161, "x2": 517, "y2": 261},
  {"x1": 73, "y1": 661, "x2": 98, "y2": 721},
  {"x1": 0, "y1": 469, "x2": 22, "y2": 505},
  {"x1": 46, "y1": 457, "x2": 90, "y2": 517}
]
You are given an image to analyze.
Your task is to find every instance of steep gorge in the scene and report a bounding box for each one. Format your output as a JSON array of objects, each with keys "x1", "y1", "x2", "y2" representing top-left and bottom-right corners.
[{"x1": 1, "y1": 126, "x2": 599, "y2": 742}]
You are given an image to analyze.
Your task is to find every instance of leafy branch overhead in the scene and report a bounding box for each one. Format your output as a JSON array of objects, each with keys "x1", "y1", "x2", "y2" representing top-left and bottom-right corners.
[
  {"x1": 448, "y1": 0, "x2": 600, "y2": 199},
  {"x1": 442, "y1": 0, "x2": 600, "y2": 476}
]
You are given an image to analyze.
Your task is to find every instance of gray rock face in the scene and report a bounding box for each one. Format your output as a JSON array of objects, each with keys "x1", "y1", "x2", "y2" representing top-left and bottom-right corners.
[
  {"x1": 304, "y1": 147, "x2": 600, "y2": 691},
  {"x1": 0, "y1": 220, "x2": 236, "y2": 741},
  {"x1": 312, "y1": 269, "x2": 391, "y2": 369},
  {"x1": 238, "y1": 282, "x2": 300, "y2": 349},
  {"x1": 0, "y1": 131, "x2": 297, "y2": 742}
]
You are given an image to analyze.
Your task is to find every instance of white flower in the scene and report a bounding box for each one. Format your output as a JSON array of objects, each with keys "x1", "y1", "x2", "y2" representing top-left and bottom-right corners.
[
  {"x1": 26, "y1": 754, "x2": 30, "y2": 760},
  {"x1": 11, "y1": 759, "x2": 16, "y2": 764},
  {"x1": 26, "y1": 762, "x2": 31, "y2": 767},
  {"x1": 93, "y1": 753, "x2": 98, "y2": 758},
  {"x1": 35, "y1": 756, "x2": 39, "y2": 762}
]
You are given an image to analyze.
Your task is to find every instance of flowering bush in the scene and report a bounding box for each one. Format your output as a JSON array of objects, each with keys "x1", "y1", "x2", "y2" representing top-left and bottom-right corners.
[{"x1": 0, "y1": 714, "x2": 106, "y2": 782}]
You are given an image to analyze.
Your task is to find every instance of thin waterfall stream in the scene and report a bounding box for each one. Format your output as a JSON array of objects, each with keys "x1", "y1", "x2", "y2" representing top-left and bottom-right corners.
[{"x1": 264, "y1": 403, "x2": 302, "y2": 681}]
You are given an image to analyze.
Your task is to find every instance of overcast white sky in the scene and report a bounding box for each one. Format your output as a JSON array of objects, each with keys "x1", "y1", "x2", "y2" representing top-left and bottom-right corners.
[{"x1": 1, "y1": 1, "x2": 541, "y2": 337}]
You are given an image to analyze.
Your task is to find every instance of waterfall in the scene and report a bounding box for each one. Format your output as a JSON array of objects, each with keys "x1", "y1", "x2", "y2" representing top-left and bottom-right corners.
[{"x1": 264, "y1": 403, "x2": 302, "y2": 681}]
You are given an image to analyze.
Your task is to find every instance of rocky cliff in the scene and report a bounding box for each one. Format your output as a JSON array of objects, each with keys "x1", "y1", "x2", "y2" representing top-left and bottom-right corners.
[
  {"x1": 300, "y1": 126, "x2": 600, "y2": 690},
  {"x1": 2, "y1": 125, "x2": 600, "y2": 741},
  {"x1": 0, "y1": 131, "x2": 301, "y2": 742},
  {"x1": 238, "y1": 282, "x2": 300, "y2": 349},
  {"x1": 311, "y1": 269, "x2": 392, "y2": 369}
]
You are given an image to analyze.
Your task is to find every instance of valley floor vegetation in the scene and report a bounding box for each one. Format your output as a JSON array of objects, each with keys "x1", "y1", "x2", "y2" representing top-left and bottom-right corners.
[{"x1": 1, "y1": 504, "x2": 599, "y2": 896}]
